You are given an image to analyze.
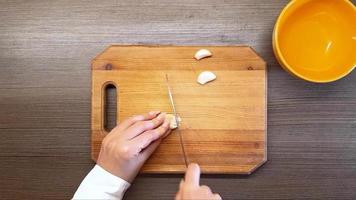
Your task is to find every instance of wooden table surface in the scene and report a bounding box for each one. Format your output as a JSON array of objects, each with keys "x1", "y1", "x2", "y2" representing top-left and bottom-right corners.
[{"x1": 0, "y1": 0, "x2": 355, "y2": 199}]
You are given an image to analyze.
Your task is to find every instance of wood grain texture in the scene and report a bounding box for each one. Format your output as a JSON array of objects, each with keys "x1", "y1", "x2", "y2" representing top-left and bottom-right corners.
[
  {"x1": 0, "y1": 0, "x2": 355, "y2": 199},
  {"x1": 91, "y1": 46, "x2": 266, "y2": 174}
]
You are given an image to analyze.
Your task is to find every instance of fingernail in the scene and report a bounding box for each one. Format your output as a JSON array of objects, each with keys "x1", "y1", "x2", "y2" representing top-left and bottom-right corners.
[
  {"x1": 149, "y1": 111, "x2": 161, "y2": 115},
  {"x1": 189, "y1": 163, "x2": 199, "y2": 169}
]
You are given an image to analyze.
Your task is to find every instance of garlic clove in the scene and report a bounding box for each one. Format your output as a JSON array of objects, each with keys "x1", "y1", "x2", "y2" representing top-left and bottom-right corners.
[
  {"x1": 197, "y1": 71, "x2": 216, "y2": 85},
  {"x1": 166, "y1": 114, "x2": 181, "y2": 129},
  {"x1": 194, "y1": 49, "x2": 212, "y2": 60}
]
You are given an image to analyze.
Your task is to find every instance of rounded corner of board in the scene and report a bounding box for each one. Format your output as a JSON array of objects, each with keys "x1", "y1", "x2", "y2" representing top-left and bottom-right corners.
[{"x1": 247, "y1": 157, "x2": 268, "y2": 175}]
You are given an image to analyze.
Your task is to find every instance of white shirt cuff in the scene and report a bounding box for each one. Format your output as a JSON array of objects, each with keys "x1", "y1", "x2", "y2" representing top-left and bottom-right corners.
[{"x1": 73, "y1": 165, "x2": 130, "y2": 200}]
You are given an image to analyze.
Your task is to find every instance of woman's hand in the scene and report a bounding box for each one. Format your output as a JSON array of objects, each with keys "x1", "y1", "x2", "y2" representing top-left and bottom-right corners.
[
  {"x1": 97, "y1": 111, "x2": 171, "y2": 183},
  {"x1": 176, "y1": 163, "x2": 222, "y2": 200}
]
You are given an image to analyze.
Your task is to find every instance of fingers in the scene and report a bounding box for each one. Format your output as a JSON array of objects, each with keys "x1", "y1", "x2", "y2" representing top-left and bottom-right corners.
[
  {"x1": 178, "y1": 165, "x2": 221, "y2": 200},
  {"x1": 137, "y1": 138, "x2": 162, "y2": 164},
  {"x1": 184, "y1": 163, "x2": 200, "y2": 187},
  {"x1": 179, "y1": 179, "x2": 184, "y2": 189},
  {"x1": 214, "y1": 193, "x2": 222, "y2": 200},
  {"x1": 116, "y1": 111, "x2": 161, "y2": 132},
  {"x1": 175, "y1": 180, "x2": 184, "y2": 200},
  {"x1": 201, "y1": 185, "x2": 212, "y2": 194},
  {"x1": 130, "y1": 119, "x2": 170, "y2": 151},
  {"x1": 163, "y1": 127, "x2": 172, "y2": 138},
  {"x1": 175, "y1": 191, "x2": 182, "y2": 200},
  {"x1": 125, "y1": 112, "x2": 166, "y2": 139}
]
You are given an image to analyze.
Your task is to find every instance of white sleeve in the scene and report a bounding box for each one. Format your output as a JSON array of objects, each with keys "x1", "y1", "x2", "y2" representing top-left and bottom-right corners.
[{"x1": 73, "y1": 165, "x2": 130, "y2": 200}]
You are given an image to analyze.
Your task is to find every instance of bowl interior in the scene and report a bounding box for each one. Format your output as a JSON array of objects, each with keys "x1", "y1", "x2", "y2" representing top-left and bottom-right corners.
[{"x1": 276, "y1": 0, "x2": 356, "y2": 82}]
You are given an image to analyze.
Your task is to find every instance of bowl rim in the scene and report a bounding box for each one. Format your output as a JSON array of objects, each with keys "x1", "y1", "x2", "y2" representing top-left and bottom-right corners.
[{"x1": 272, "y1": 0, "x2": 356, "y2": 83}]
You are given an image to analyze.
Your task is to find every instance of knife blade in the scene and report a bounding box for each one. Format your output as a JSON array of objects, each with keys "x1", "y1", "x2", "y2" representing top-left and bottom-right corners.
[{"x1": 165, "y1": 74, "x2": 188, "y2": 168}]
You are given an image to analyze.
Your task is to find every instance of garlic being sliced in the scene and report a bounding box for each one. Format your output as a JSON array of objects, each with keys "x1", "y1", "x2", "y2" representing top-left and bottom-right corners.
[
  {"x1": 166, "y1": 114, "x2": 181, "y2": 129},
  {"x1": 194, "y1": 49, "x2": 212, "y2": 60},
  {"x1": 197, "y1": 71, "x2": 216, "y2": 85}
]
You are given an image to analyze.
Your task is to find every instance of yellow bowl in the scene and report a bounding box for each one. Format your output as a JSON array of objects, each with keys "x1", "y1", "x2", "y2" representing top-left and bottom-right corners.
[{"x1": 273, "y1": 0, "x2": 356, "y2": 83}]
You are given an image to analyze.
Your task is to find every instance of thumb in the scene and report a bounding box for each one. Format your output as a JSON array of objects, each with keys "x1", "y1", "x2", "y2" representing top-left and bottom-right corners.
[{"x1": 184, "y1": 163, "x2": 200, "y2": 187}]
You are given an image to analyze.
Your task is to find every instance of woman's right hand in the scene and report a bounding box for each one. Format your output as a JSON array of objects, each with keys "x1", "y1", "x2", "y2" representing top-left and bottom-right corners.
[{"x1": 175, "y1": 163, "x2": 222, "y2": 200}]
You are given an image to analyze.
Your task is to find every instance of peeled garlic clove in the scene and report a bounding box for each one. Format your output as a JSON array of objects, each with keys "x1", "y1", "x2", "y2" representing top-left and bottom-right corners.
[
  {"x1": 166, "y1": 114, "x2": 181, "y2": 129},
  {"x1": 194, "y1": 49, "x2": 212, "y2": 60},
  {"x1": 197, "y1": 71, "x2": 216, "y2": 85}
]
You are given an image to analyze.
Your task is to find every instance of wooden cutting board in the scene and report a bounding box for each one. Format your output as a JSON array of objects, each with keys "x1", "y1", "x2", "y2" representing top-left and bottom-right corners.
[{"x1": 91, "y1": 45, "x2": 267, "y2": 174}]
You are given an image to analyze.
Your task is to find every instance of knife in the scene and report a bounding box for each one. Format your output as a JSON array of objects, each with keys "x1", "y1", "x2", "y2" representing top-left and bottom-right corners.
[{"x1": 165, "y1": 74, "x2": 188, "y2": 168}]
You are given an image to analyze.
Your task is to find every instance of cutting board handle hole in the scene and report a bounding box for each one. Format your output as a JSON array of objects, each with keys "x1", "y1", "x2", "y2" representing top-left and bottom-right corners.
[{"x1": 104, "y1": 83, "x2": 117, "y2": 132}]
